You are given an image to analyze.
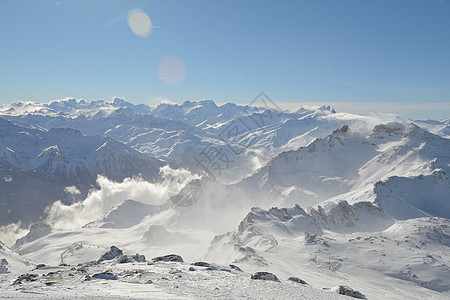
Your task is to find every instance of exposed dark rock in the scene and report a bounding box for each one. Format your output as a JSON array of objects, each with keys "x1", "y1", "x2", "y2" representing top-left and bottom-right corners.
[
  {"x1": 288, "y1": 277, "x2": 307, "y2": 284},
  {"x1": 116, "y1": 254, "x2": 145, "y2": 263},
  {"x1": 188, "y1": 267, "x2": 196, "y2": 271},
  {"x1": 338, "y1": 285, "x2": 366, "y2": 299},
  {"x1": 13, "y1": 273, "x2": 38, "y2": 285},
  {"x1": 132, "y1": 253, "x2": 146, "y2": 262},
  {"x1": 229, "y1": 264, "x2": 243, "y2": 272},
  {"x1": 116, "y1": 255, "x2": 133, "y2": 264},
  {"x1": 191, "y1": 261, "x2": 211, "y2": 267},
  {"x1": 152, "y1": 254, "x2": 184, "y2": 262},
  {"x1": 250, "y1": 271, "x2": 280, "y2": 282},
  {"x1": 98, "y1": 246, "x2": 123, "y2": 263},
  {"x1": 0, "y1": 258, "x2": 9, "y2": 273},
  {"x1": 35, "y1": 263, "x2": 46, "y2": 269},
  {"x1": 92, "y1": 271, "x2": 118, "y2": 280}
]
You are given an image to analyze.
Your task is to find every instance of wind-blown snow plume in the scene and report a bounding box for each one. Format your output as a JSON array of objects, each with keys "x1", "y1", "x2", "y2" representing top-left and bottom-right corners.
[
  {"x1": 45, "y1": 166, "x2": 199, "y2": 230},
  {"x1": 0, "y1": 222, "x2": 28, "y2": 247}
]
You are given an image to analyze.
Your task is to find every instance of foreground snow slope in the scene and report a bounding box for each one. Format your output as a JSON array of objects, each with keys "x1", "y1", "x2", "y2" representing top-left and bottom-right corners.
[
  {"x1": 0, "y1": 249, "x2": 351, "y2": 300},
  {"x1": 209, "y1": 207, "x2": 450, "y2": 300}
]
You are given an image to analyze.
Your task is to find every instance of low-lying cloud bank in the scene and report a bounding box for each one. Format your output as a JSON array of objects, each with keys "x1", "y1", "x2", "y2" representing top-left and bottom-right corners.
[
  {"x1": 45, "y1": 166, "x2": 199, "y2": 230},
  {"x1": 0, "y1": 222, "x2": 29, "y2": 247}
]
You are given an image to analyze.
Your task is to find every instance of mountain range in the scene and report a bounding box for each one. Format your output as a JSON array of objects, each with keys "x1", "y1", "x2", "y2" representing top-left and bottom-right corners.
[{"x1": 0, "y1": 98, "x2": 449, "y2": 299}]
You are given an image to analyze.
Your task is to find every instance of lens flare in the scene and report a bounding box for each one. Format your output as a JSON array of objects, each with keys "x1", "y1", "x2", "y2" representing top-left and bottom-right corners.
[
  {"x1": 158, "y1": 55, "x2": 186, "y2": 86},
  {"x1": 127, "y1": 9, "x2": 152, "y2": 37}
]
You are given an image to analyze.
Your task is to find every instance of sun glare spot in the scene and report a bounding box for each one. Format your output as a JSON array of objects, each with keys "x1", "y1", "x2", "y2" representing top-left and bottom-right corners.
[
  {"x1": 158, "y1": 55, "x2": 186, "y2": 86},
  {"x1": 127, "y1": 9, "x2": 152, "y2": 37}
]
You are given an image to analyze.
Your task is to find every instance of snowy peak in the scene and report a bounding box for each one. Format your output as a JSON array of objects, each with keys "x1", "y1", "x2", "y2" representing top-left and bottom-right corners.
[
  {"x1": 0, "y1": 98, "x2": 151, "y2": 117},
  {"x1": 295, "y1": 105, "x2": 336, "y2": 115},
  {"x1": 383, "y1": 217, "x2": 450, "y2": 247},
  {"x1": 370, "y1": 122, "x2": 406, "y2": 138},
  {"x1": 239, "y1": 121, "x2": 449, "y2": 226},
  {"x1": 1, "y1": 119, "x2": 164, "y2": 180},
  {"x1": 369, "y1": 121, "x2": 437, "y2": 142},
  {"x1": 13, "y1": 222, "x2": 52, "y2": 250},
  {"x1": 238, "y1": 205, "x2": 323, "y2": 238}
]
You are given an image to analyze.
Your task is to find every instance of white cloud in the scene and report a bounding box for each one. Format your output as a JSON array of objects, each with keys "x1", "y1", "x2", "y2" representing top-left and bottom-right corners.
[
  {"x1": 45, "y1": 166, "x2": 199, "y2": 230},
  {"x1": 64, "y1": 186, "x2": 81, "y2": 195},
  {"x1": 0, "y1": 222, "x2": 28, "y2": 247},
  {"x1": 272, "y1": 101, "x2": 450, "y2": 118}
]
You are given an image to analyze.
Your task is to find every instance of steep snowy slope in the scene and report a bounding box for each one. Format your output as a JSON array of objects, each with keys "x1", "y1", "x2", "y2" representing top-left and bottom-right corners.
[
  {"x1": 239, "y1": 122, "x2": 450, "y2": 213},
  {"x1": 0, "y1": 240, "x2": 31, "y2": 275},
  {"x1": 414, "y1": 118, "x2": 450, "y2": 139}
]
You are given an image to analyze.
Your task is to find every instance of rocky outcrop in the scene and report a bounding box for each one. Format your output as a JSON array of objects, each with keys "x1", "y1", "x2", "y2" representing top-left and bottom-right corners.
[
  {"x1": 250, "y1": 272, "x2": 280, "y2": 282},
  {"x1": 97, "y1": 246, "x2": 123, "y2": 263},
  {"x1": 0, "y1": 258, "x2": 9, "y2": 273},
  {"x1": 13, "y1": 222, "x2": 52, "y2": 249},
  {"x1": 92, "y1": 271, "x2": 118, "y2": 280},
  {"x1": 337, "y1": 285, "x2": 366, "y2": 299},
  {"x1": 13, "y1": 273, "x2": 38, "y2": 285},
  {"x1": 152, "y1": 254, "x2": 184, "y2": 263},
  {"x1": 288, "y1": 277, "x2": 307, "y2": 284}
]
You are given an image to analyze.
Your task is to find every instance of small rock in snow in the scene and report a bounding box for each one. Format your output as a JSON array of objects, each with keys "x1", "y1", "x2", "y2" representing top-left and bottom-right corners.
[
  {"x1": 337, "y1": 285, "x2": 366, "y2": 299},
  {"x1": 152, "y1": 254, "x2": 184, "y2": 263},
  {"x1": 288, "y1": 277, "x2": 307, "y2": 284},
  {"x1": 92, "y1": 271, "x2": 118, "y2": 280},
  {"x1": 251, "y1": 272, "x2": 280, "y2": 282},
  {"x1": 98, "y1": 246, "x2": 123, "y2": 263}
]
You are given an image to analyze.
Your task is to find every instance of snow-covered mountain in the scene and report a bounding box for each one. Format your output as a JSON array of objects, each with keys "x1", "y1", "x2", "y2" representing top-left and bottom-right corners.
[
  {"x1": 240, "y1": 122, "x2": 450, "y2": 223},
  {"x1": 1, "y1": 98, "x2": 408, "y2": 182},
  {"x1": 0, "y1": 98, "x2": 449, "y2": 299}
]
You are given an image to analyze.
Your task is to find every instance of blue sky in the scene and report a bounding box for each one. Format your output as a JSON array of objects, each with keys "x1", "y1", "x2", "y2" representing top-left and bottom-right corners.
[{"x1": 1, "y1": 0, "x2": 449, "y2": 119}]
